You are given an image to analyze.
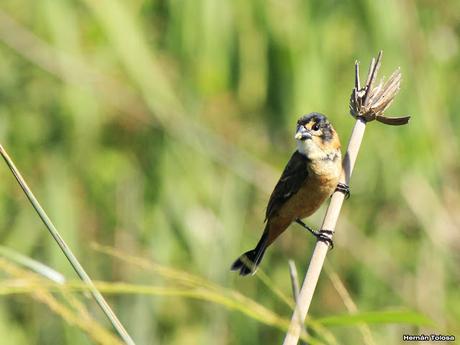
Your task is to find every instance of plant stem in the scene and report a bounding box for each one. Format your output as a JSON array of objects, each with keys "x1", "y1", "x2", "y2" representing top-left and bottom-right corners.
[
  {"x1": 282, "y1": 119, "x2": 366, "y2": 345},
  {"x1": 282, "y1": 51, "x2": 408, "y2": 345},
  {"x1": 0, "y1": 144, "x2": 135, "y2": 345}
]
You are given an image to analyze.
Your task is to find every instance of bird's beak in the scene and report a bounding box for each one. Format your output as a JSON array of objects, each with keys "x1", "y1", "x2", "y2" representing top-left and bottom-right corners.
[{"x1": 295, "y1": 127, "x2": 312, "y2": 141}]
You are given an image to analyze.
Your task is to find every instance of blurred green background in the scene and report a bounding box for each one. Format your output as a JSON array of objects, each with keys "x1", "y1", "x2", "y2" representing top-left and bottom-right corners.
[{"x1": 0, "y1": 0, "x2": 459, "y2": 344}]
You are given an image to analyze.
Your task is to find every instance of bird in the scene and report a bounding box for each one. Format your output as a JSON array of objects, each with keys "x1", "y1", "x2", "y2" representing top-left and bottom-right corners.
[{"x1": 231, "y1": 112, "x2": 349, "y2": 276}]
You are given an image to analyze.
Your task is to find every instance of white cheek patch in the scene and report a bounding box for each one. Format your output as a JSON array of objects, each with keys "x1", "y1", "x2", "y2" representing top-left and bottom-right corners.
[{"x1": 296, "y1": 139, "x2": 324, "y2": 160}]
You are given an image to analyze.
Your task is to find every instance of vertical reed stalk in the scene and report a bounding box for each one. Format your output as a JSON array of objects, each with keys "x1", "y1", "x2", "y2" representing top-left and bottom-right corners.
[{"x1": 282, "y1": 51, "x2": 410, "y2": 345}]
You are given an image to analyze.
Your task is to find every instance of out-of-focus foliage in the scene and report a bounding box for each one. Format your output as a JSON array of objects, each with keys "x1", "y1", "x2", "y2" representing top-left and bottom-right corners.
[{"x1": 0, "y1": 0, "x2": 458, "y2": 344}]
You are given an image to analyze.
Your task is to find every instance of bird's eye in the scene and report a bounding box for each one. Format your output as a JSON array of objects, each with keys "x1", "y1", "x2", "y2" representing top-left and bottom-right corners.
[{"x1": 312, "y1": 123, "x2": 320, "y2": 131}]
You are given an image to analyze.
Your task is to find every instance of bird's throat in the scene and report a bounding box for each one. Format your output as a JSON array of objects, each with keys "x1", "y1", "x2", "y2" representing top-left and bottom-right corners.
[
  {"x1": 296, "y1": 140, "x2": 327, "y2": 161},
  {"x1": 297, "y1": 140, "x2": 341, "y2": 176}
]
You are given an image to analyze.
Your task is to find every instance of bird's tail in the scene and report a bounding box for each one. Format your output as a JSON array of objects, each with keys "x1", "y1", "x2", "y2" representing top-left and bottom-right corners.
[{"x1": 231, "y1": 232, "x2": 268, "y2": 276}]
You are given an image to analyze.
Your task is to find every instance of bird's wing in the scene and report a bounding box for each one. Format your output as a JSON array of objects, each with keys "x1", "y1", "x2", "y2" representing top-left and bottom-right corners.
[{"x1": 265, "y1": 151, "x2": 308, "y2": 221}]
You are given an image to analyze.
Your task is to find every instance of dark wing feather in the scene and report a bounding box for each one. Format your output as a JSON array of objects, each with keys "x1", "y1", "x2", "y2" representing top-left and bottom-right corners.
[{"x1": 265, "y1": 151, "x2": 308, "y2": 220}]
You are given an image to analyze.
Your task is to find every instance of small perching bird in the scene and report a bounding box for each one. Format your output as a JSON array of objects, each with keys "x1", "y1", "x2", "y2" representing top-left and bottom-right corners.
[{"x1": 231, "y1": 113, "x2": 348, "y2": 276}]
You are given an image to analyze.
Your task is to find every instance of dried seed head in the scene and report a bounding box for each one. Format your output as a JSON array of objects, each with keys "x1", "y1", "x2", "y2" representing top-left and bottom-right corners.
[{"x1": 349, "y1": 51, "x2": 410, "y2": 126}]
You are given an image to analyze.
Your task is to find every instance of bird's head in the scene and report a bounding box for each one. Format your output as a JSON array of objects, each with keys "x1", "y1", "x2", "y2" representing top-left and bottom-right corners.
[{"x1": 295, "y1": 113, "x2": 341, "y2": 160}]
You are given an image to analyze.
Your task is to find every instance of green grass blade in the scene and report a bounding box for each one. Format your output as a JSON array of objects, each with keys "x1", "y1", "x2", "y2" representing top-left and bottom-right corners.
[
  {"x1": 0, "y1": 246, "x2": 65, "y2": 284},
  {"x1": 0, "y1": 145, "x2": 135, "y2": 345}
]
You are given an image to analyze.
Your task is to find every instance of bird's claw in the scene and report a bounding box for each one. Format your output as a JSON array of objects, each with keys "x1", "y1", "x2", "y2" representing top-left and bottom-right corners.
[
  {"x1": 317, "y1": 229, "x2": 334, "y2": 249},
  {"x1": 335, "y1": 182, "x2": 350, "y2": 199},
  {"x1": 295, "y1": 219, "x2": 334, "y2": 249}
]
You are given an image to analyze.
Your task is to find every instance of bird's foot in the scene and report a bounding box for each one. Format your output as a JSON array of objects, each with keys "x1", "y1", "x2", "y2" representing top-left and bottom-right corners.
[
  {"x1": 317, "y1": 229, "x2": 334, "y2": 249},
  {"x1": 295, "y1": 219, "x2": 334, "y2": 249},
  {"x1": 335, "y1": 182, "x2": 350, "y2": 199}
]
